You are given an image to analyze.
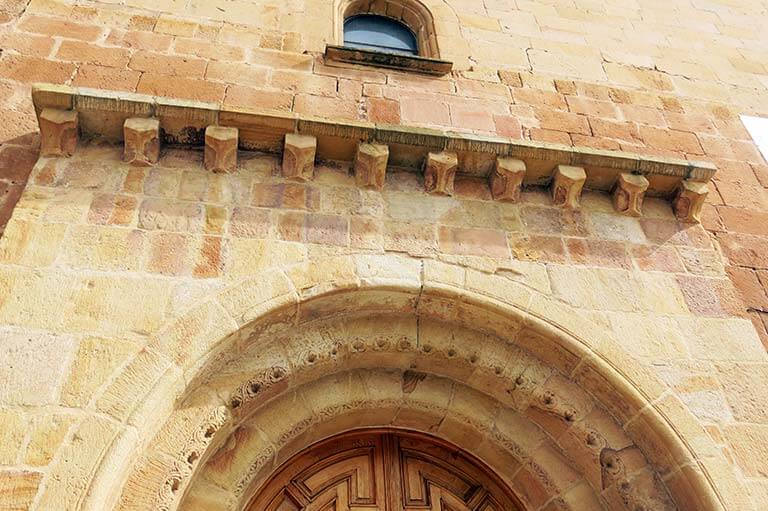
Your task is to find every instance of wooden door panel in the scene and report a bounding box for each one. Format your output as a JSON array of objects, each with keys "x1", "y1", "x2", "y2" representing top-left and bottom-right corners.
[
  {"x1": 247, "y1": 430, "x2": 523, "y2": 511},
  {"x1": 298, "y1": 451, "x2": 377, "y2": 504}
]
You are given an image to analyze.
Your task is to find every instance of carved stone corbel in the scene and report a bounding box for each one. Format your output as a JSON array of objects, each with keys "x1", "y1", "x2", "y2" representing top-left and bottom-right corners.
[
  {"x1": 551, "y1": 165, "x2": 587, "y2": 209},
  {"x1": 282, "y1": 133, "x2": 317, "y2": 181},
  {"x1": 39, "y1": 108, "x2": 78, "y2": 157},
  {"x1": 612, "y1": 173, "x2": 649, "y2": 217},
  {"x1": 123, "y1": 117, "x2": 160, "y2": 166},
  {"x1": 424, "y1": 151, "x2": 458, "y2": 196},
  {"x1": 673, "y1": 180, "x2": 709, "y2": 223},
  {"x1": 490, "y1": 157, "x2": 526, "y2": 202},
  {"x1": 204, "y1": 126, "x2": 238, "y2": 173},
  {"x1": 354, "y1": 143, "x2": 389, "y2": 190}
]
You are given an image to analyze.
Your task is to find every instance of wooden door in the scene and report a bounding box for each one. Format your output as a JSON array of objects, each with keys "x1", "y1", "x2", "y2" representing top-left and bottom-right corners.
[{"x1": 247, "y1": 430, "x2": 524, "y2": 511}]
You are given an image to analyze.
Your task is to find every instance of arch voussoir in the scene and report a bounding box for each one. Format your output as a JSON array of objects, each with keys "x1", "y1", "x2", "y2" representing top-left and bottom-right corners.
[{"x1": 81, "y1": 256, "x2": 739, "y2": 511}]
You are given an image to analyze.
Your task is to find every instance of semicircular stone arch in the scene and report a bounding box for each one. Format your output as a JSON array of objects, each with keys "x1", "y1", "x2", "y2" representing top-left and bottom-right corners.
[{"x1": 68, "y1": 256, "x2": 745, "y2": 511}]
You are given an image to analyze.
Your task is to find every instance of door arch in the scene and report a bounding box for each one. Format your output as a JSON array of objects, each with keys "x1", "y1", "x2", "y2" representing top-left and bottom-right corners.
[
  {"x1": 248, "y1": 429, "x2": 524, "y2": 511},
  {"x1": 72, "y1": 256, "x2": 745, "y2": 511}
]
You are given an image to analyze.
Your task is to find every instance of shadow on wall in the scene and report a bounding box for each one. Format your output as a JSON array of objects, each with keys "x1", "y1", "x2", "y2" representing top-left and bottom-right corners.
[
  {"x1": 0, "y1": 131, "x2": 39, "y2": 236},
  {"x1": 0, "y1": 1, "x2": 42, "y2": 235}
]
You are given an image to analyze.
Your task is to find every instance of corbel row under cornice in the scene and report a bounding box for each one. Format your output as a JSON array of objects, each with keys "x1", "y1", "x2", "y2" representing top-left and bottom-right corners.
[{"x1": 31, "y1": 83, "x2": 714, "y2": 222}]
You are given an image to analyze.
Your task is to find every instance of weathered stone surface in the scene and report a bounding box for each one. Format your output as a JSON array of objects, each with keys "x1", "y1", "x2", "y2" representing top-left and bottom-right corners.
[
  {"x1": 490, "y1": 157, "x2": 526, "y2": 202},
  {"x1": 0, "y1": 410, "x2": 25, "y2": 465},
  {"x1": 716, "y1": 363, "x2": 768, "y2": 423},
  {"x1": 680, "y1": 317, "x2": 767, "y2": 361},
  {"x1": 95, "y1": 349, "x2": 172, "y2": 420},
  {"x1": 0, "y1": 470, "x2": 42, "y2": 511},
  {"x1": 354, "y1": 143, "x2": 389, "y2": 190},
  {"x1": 39, "y1": 108, "x2": 78, "y2": 157},
  {"x1": 62, "y1": 337, "x2": 140, "y2": 407},
  {"x1": 62, "y1": 225, "x2": 145, "y2": 271},
  {"x1": 124, "y1": 117, "x2": 160, "y2": 166},
  {"x1": 204, "y1": 126, "x2": 238, "y2": 173},
  {"x1": 424, "y1": 151, "x2": 458, "y2": 196},
  {"x1": 4, "y1": 53, "x2": 761, "y2": 511},
  {"x1": 138, "y1": 198, "x2": 204, "y2": 232},
  {"x1": 25, "y1": 413, "x2": 75, "y2": 466},
  {"x1": 282, "y1": 133, "x2": 316, "y2": 181},
  {"x1": 0, "y1": 330, "x2": 76, "y2": 406},
  {"x1": 613, "y1": 172, "x2": 649, "y2": 217},
  {"x1": 551, "y1": 165, "x2": 586, "y2": 209},
  {"x1": 35, "y1": 417, "x2": 119, "y2": 510},
  {"x1": 725, "y1": 425, "x2": 768, "y2": 478},
  {"x1": 673, "y1": 180, "x2": 709, "y2": 223}
]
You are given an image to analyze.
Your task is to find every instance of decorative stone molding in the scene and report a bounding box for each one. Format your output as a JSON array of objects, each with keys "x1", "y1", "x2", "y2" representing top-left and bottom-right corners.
[
  {"x1": 88, "y1": 255, "x2": 734, "y2": 511},
  {"x1": 552, "y1": 165, "x2": 587, "y2": 209},
  {"x1": 39, "y1": 108, "x2": 78, "y2": 157},
  {"x1": 490, "y1": 157, "x2": 526, "y2": 202},
  {"x1": 613, "y1": 173, "x2": 650, "y2": 217},
  {"x1": 282, "y1": 133, "x2": 317, "y2": 181},
  {"x1": 600, "y1": 447, "x2": 676, "y2": 509},
  {"x1": 228, "y1": 366, "x2": 288, "y2": 413},
  {"x1": 123, "y1": 117, "x2": 160, "y2": 166},
  {"x1": 354, "y1": 143, "x2": 389, "y2": 190},
  {"x1": 204, "y1": 126, "x2": 238, "y2": 173},
  {"x1": 152, "y1": 406, "x2": 229, "y2": 511},
  {"x1": 424, "y1": 151, "x2": 458, "y2": 195},
  {"x1": 31, "y1": 84, "x2": 717, "y2": 222},
  {"x1": 673, "y1": 180, "x2": 709, "y2": 223}
]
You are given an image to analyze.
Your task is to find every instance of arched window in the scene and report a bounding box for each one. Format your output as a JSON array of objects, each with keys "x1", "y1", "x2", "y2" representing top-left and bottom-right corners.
[
  {"x1": 328, "y1": 0, "x2": 452, "y2": 75},
  {"x1": 344, "y1": 14, "x2": 418, "y2": 56}
]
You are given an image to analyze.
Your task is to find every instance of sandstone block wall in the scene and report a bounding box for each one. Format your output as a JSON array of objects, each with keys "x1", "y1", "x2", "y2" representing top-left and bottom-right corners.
[
  {"x1": 0, "y1": 0, "x2": 765, "y2": 343},
  {"x1": 0, "y1": 0, "x2": 767, "y2": 509},
  {"x1": 1, "y1": 144, "x2": 766, "y2": 509}
]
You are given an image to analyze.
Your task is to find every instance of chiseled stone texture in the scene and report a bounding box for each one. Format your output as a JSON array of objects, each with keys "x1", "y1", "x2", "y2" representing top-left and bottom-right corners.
[
  {"x1": 39, "y1": 109, "x2": 78, "y2": 158},
  {"x1": 282, "y1": 133, "x2": 316, "y2": 181},
  {"x1": 674, "y1": 180, "x2": 709, "y2": 224},
  {"x1": 424, "y1": 151, "x2": 458, "y2": 196},
  {"x1": 0, "y1": 470, "x2": 43, "y2": 511},
  {"x1": 123, "y1": 118, "x2": 160, "y2": 166},
  {"x1": 613, "y1": 173, "x2": 649, "y2": 217},
  {"x1": 551, "y1": 165, "x2": 586, "y2": 209},
  {"x1": 0, "y1": 329, "x2": 77, "y2": 406},
  {"x1": 0, "y1": 0, "x2": 763, "y2": 348},
  {"x1": 354, "y1": 143, "x2": 388, "y2": 190},
  {"x1": 0, "y1": 144, "x2": 763, "y2": 510},
  {"x1": 490, "y1": 157, "x2": 525, "y2": 202},
  {"x1": 204, "y1": 126, "x2": 238, "y2": 173},
  {"x1": 0, "y1": 0, "x2": 767, "y2": 508}
]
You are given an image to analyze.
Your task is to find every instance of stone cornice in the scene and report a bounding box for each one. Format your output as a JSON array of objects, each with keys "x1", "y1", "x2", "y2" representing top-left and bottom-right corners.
[{"x1": 31, "y1": 83, "x2": 715, "y2": 221}]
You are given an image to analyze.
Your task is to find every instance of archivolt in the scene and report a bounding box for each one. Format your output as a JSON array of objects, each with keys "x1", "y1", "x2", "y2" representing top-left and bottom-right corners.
[{"x1": 76, "y1": 256, "x2": 741, "y2": 511}]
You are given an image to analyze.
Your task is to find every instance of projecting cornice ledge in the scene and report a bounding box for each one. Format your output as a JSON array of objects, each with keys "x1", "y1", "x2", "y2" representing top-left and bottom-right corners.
[{"x1": 31, "y1": 83, "x2": 715, "y2": 222}]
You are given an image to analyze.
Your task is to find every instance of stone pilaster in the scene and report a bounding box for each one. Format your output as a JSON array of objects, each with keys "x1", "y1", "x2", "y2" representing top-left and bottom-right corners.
[
  {"x1": 673, "y1": 180, "x2": 709, "y2": 223},
  {"x1": 124, "y1": 118, "x2": 160, "y2": 166},
  {"x1": 204, "y1": 126, "x2": 238, "y2": 173},
  {"x1": 424, "y1": 151, "x2": 458, "y2": 196},
  {"x1": 354, "y1": 143, "x2": 389, "y2": 190},
  {"x1": 490, "y1": 157, "x2": 526, "y2": 202},
  {"x1": 282, "y1": 133, "x2": 316, "y2": 181},
  {"x1": 612, "y1": 173, "x2": 649, "y2": 217},
  {"x1": 39, "y1": 109, "x2": 78, "y2": 157}
]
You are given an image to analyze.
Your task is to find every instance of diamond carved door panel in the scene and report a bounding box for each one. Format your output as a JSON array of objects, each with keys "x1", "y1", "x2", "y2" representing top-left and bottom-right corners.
[{"x1": 248, "y1": 430, "x2": 523, "y2": 511}]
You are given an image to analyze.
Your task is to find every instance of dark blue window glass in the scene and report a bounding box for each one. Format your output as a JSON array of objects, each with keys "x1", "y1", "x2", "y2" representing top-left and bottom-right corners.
[{"x1": 344, "y1": 15, "x2": 418, "y2": 55}]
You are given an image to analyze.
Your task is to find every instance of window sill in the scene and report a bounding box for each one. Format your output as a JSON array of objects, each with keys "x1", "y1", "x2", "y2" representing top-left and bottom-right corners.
[{"x1": 324, "y1": 45, "x2": 452, "y2": 76}]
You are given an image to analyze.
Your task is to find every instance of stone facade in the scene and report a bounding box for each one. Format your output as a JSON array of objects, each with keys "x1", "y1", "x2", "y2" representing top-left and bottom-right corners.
[{"x1": 0, "y1": 0, "x2": 767, "y2": 510}]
